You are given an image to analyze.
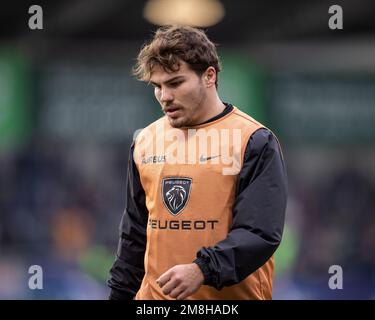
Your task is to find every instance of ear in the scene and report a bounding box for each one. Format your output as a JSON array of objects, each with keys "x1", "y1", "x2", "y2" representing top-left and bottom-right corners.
[{"x1": 204, "y1": 67, "x2": 217, "y2": 88}]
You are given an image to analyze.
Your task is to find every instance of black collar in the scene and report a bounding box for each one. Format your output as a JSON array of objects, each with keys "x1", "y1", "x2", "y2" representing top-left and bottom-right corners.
[{"x1": 197, "y1": 102, "x2": 233, "y2": 125}]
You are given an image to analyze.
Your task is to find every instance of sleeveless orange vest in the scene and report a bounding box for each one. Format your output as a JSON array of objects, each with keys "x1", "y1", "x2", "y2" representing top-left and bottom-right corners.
[{"x1": 133, "y1": 107, "x2": 273, "y2": 300}]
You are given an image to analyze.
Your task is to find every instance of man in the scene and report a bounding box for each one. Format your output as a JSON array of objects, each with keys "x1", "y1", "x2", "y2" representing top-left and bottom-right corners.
[{"x1": 108, "y1": 25, "x2": 287, "y2": 300}]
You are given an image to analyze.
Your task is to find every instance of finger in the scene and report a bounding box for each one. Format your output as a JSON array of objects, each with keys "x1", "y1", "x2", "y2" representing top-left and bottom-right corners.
[
  {"x1": 176, "y1": 290, "x2": 190, "y2": 301},
  {"x1": 156, "y1": 270, "x2": 172, "y2": 287},
  {"x1": 161, "y1": 278, "x2": 178, "y2": 295},
  {"x1": 169, "y1": 285, "x2": 185, "y2": 299}
]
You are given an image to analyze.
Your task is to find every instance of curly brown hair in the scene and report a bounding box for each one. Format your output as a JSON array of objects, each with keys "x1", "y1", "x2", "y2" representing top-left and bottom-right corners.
[{"x1": 133, "y1": 25, "x2": 221, "y2": 87}]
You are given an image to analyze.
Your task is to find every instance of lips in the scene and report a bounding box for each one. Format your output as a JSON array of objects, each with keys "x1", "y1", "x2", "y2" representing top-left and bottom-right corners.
[{"x1": 164, "y1": 107, "x2": 181, "y2": 117}]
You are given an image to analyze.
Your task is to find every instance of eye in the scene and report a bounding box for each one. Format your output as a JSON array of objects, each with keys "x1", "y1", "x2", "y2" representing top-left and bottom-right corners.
[{"x1": 169, "y1": 81, "x2": 182, "y2": 88}]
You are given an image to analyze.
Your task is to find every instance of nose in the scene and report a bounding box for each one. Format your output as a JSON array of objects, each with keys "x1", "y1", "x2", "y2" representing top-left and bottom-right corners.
[{"x1": 160, "y1": 87, "x2": 173, "y2": 103}]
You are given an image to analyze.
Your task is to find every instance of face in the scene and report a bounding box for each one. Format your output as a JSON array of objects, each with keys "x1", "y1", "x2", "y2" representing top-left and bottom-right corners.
[{"x1": 150, "y1": 61, "x2": 207, "y2": 128}]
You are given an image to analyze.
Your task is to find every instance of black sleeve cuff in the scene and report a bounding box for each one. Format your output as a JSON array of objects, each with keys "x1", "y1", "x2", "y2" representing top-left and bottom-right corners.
[{"x1": 193, "y1": 256, "x2": 214, "y2": 286}]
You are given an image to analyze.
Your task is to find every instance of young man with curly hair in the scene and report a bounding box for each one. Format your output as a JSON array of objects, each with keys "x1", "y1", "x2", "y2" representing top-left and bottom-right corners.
[{"x1": 108, "y1": 25, "x2": 287, "y2": 300}]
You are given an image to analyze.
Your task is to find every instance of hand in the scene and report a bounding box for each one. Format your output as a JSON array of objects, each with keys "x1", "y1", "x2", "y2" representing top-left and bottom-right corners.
[{"x1": 156, "y1": 263, "x2": 204, "y2": 300}]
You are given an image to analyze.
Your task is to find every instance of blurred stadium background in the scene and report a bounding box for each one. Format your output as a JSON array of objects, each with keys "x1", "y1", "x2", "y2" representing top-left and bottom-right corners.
[{"x1": 0, "y1": 0, "x2": 374, "y2": 299}]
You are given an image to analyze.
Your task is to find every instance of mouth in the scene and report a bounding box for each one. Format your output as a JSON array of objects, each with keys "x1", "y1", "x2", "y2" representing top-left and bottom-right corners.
[{"x1": 164, "y1": 107, "x2": 181, "y2": 118}]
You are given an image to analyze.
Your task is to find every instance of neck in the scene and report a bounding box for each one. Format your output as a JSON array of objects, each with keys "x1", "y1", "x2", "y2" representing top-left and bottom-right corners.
[{"x1": 196, "y1": 92, "x2": 225, "y2": 124}]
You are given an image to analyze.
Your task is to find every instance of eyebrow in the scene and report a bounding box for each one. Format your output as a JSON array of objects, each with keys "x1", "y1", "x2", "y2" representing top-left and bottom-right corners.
[{"x1": 150, "y1": 76, "x2": 185, "y2": 87}]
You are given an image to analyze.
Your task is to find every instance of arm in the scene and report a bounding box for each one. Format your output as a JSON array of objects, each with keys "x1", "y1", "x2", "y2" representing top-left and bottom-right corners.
[
  {"x1": 107, "y1": 142, "x2": 148, "y2": 300},
  {"x1": 194, "y1": 128, "x2": 288, "y2": 289}
]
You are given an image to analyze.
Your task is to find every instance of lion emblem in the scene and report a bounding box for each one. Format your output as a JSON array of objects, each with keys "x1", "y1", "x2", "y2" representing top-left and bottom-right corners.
[
  {"x1": 162, "y1": 177, "x2": 192, "y2": 215},
  {"x1": 166, "y1": 186, "x2": 187, "y2": 211}
]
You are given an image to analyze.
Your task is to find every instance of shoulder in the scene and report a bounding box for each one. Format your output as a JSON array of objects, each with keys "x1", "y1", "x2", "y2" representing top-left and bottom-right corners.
[
  {"x1": 231, "y1": 107, "x2": 265, "y2": 129},
  {"x1": 230, "y1": 107, "x2": 280, "y2": 150},
  {"x1": 245, "y1": 128, "x2": 284, "y2": 162}
]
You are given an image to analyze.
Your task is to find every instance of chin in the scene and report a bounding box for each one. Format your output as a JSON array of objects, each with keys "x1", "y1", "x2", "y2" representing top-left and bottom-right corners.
[
  {"x1": 168, "y1": 117, "x2": 187, "y2": 128},
  {"x1": 168, "y1": 120, "x2": 183, "y2": 128}
]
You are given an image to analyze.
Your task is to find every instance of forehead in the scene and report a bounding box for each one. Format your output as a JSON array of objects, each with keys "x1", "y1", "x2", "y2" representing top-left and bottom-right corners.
[{"x1": 149, "y1": 60, "x2": 196, "y2": 84}]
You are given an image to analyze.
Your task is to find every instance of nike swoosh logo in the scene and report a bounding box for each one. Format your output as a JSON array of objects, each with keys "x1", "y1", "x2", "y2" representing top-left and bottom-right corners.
[{"x1": 199, "y1": 155, "x2": 221, "y2": 162}]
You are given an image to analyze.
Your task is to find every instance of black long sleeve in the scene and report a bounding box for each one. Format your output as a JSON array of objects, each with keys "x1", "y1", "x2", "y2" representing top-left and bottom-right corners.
[
  {"x1": 194, "y1": 128, "x2": 288, "y2": 289},
  {"x1": 107, "y1": 142, "x2": 148, "y2": 300}
]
